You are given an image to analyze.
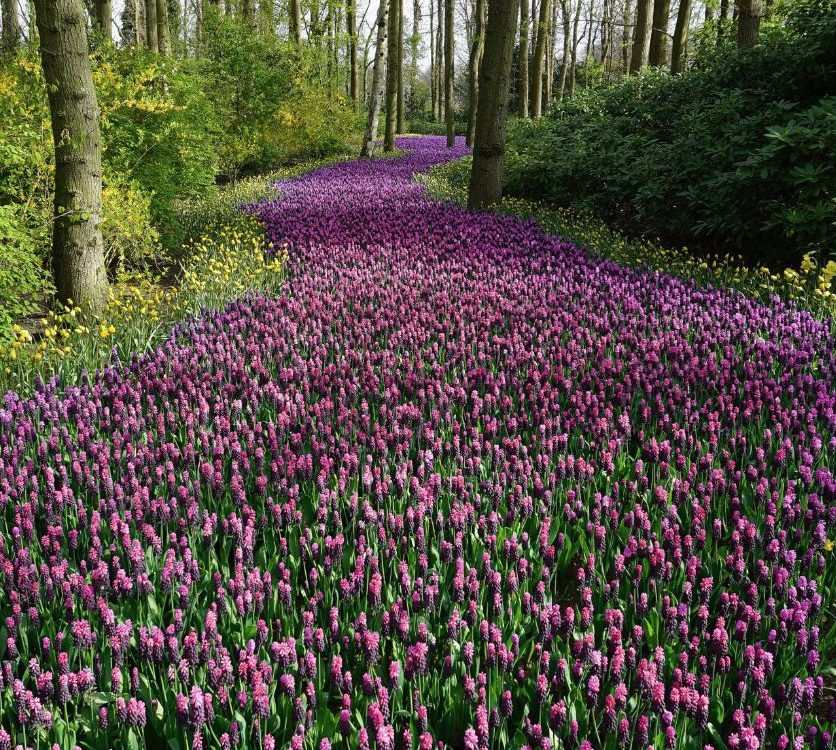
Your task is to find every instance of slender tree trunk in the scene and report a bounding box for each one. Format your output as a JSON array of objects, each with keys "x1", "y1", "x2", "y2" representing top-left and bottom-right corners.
[
  {"x1": 1, "y1": 0, "x2": 21, "y2": 51},
  {"x1": 622, "y1": 0, "x2": 631, "y2": 70},
  {"x1": 466, "y1": 0, "x2": 486, "y2": 145},
  {"x1": 397, "y1": 0, "x2": 404, "y2": 132},
  {"x1": 409, "y1": 0, "x2": 420, "y2": 112},
  {"x1": 34, "y1": 0, "x2": 109, "y2": 314},
  {"x1": 93, "y1": 0, "x2": 112, "y2": 39},
  {"x1": 135, "y1": 0, "x2": 147, "y2": 45},
  {"x1": 557, "y1": 0, "x2": 569, "y2": 97},
  {"x1": 736, "y1": 0, "x2": 761, "y2": 46},
  {"x1": 530, "y1": 0, "x2": 549, "y2": 116},
  {"x1": 717, "y1": 0, "x2": 728, "y2": 39},
  {"x1": 157, "y1": 0, "x2": 172, "y2": 52},
  {"x1": 468, "y1": 0, "x2": 520, "y2": 208},
  {"x1": 670, "y1": 0, "x2": 692, "y2": 70},
  {"x1": 517, "y1": 0, "x2": 529, "y2": 117},
  {"x1": 628, "y1": 0, "x2": 650, "y2": 72},
  {"x1": 567, "y1": 0, "x2": 580, "y2": 94},
  {"x1": 384, "y1": 0, "x2": 399, "y2": 149},
  {"x1": 347, "y1": 0, "x2": 359, "y2": 109},
  {"x1": 600, "y1": 0, "x2": 610, "y2": 64},
  {"x1": 647, "y1": 0, "x2": 668, "y2": 65},
  {"x1": 145, "y1": 0, "x2": 159, "y2": 50},
  {"x1": 445, "y1": 0, "x2": 454, "y2": 145},
  {"x1": 241, "y1": 0, "x2": 253, "y2": 21},
  {"x1": 362, "y1": 0, "x2": 389, "y2": 156},
  {"x1": 546, "y1": 0, "x2": 556, "y2": 102},
  {"x1": 260, "y1": 0, "x2": 274, "y2": 34},
  {"x1": 435, "y1": 0, "x2": 443, "y2": 118},
  {"x1": 430, "y1": 0, "x2": 436, "y2": 116},
  {"x1": 289, "y1": 0, "x2": 302, "y2": 46}
]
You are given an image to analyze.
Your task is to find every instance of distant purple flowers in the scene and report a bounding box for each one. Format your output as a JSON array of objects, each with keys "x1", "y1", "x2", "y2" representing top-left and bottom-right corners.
[{"x1": 0, "y1": 136, "x2": 832, "y2": 750}]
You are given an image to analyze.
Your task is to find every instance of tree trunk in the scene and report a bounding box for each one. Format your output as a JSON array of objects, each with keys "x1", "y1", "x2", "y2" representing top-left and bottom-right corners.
[
  {"x1": 546, "y1": 0, "x2": 556, "y2": 103},
  {"x1": 384, "y1": 0, "x2": 399, "y2": 149},
  {"x1": 530, "y1": 0, "x2": 549, "y2": 116},
  {"x1": 361, "y1": 0, "x2": 389, "y2": 156},
  {"x1": 145, "y1": 0, "x2": 159, "y2": 50},
  {"x1": 622, "y1": 0, "x2": 631, "y2": 70},
  {"x1": 430, "y1": 0, "x2": 436, "y2": 116},
  {"x1": 241, "y1": 0, "x2": 253, "y2": 21},
  {"x1": 445, "y1": 0, "x2": 454, "y2": 145},
  {"x1": 600, "y1": 0, "x2": 610, "y2": 65},
  {"x1": 648, "y1": 0, "x2": 668, "y2": 66},
  {"x1": 409, "y1": 0, "x2": 420, "y2": 113},
  {"x1": 736, "y1": 0, "x2": 761, "y2": 46},
  {"x1": 567, "y1": 0, "x2": 580, "y2": 94},
  {"x1": 518, "y1": 0, "x2": 529, "y2": 117},
  {"x1": 93, "y1": 0, "x2": 112, "y2": 39},
  {"x1": 397, "y1": 0, "x2": 404, "y2": 132},
  {"x1": 157, "y1": 0, "x2": 171, "y2": 52},
  {"x1": 647, "y1": 0, "x2": 668, "y2": 68},
  {"x1": 717, "y1": 0, "x2": 728, "y2": 39},
  {"x1": 260, "y1": 0, "x2": 274, "y2": 34},
  {"x1": 1, "y1": 0, "x2": 21, "y2": 51},
  {"x1": 670, "y1": 0, "x2": 692, "y2": 71},
  {"x1": 347, "y1": 0, "x2": 359, "y2": 109},
  {"x1": 34, "y1": 0, "x2": 109, "y2": 314},
  {"x1": 466, "y1": 0, "x2": 486, "y2": 145},
  {"x1": 135, "y1": 0, "x2": 147, "y2": 45},
  {"x1": 557, "y1": 0, "x2": 569, "y2": 98},
  {"x1": 435, "y1": 0, "x2": 443, "y2": 118},
  {"x1": 289, "y1": 0, "x2": 302, "y2": 47},
  {"x1": 468, "y1": 0, "x2": 519, "y2": 208},
  {"x1": 628, "y1": 0, "x2": 650, "y2": 72}
]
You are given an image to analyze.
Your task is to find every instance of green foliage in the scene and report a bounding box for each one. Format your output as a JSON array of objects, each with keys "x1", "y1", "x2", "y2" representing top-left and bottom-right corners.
[
  {"x1": 407, "y1": 113, "x2": 469, "y2": 136},
  {"x1": 503, "y1": 0, "x2": 836, "y2": 266}
]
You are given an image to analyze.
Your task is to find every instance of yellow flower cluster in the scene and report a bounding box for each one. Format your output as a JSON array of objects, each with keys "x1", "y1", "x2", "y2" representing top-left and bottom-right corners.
[
  {"x1": 422, "y1": 163, "x2": 836, "y2": 321},
  {"x1": 0, "y1": 215, "x2": 288, "y2": 395}
]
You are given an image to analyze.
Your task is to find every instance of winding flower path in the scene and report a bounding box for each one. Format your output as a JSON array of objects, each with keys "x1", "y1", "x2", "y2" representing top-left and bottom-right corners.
[{"x1": 0, "y1": 136, "x2": 833, "y2": 750}]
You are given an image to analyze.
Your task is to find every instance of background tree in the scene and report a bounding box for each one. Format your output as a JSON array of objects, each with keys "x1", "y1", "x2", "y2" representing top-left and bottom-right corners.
[
  {"x1": 529, "y1": 0, "x2": 549, "y2": 116},
  {"x1": 34, "y1": 0, "x2": 110, "y2": 313},
  {"x1": 468, "y1": 0, "x2": 519, "y2": 206},
  {"x1": 629, "y1": 0, "x2": 650, "y2": 71},
  {"x1": 146, "y1": 0, "x2": 159, "y2": 50},
  {"x1": 444, "y1": 0, "x2": 454, "y2": 145},
  {"x1": 467, "y1": 0, "x2": 486, "y2": 144},
  {"x1": 737, "y1": 0, "x2": 762, "y2": 46},
  {"x1": 384, "y1": 0, "x2": 399, "y2": 149},
  {"x1": 435, "y1": 0, "x2": 443, "y2": 117},
  {"x1": 348, "y1": 0, "x2": 359, "y2": 108},
  {"x1": 518, "y1": 0, "x2": 529, "y2": 117},
  {"x1": 670, "y1": 0, "x2": 692, "y2": 70},
  {"x1": 361, "y1": 0, "x2": 389, "y2": 156},
  {"x1": 94, "y1": 0, "x2": 112, "y2": 40},
  {"x1": 648, "y1": 0, "x2": 669, "y2": 66},
  {"x1": 289, "y1": 0, "x2": 302, "y2": 47},
  {"x1": 157, "y1": 0, "x2": 172, "y2": 52},
  {"x1": 397, "y1": 0, "x2": 404, "y2": 131},
  {"x1": 1, "y1": 0, "x2": 21, "y2": 51}
]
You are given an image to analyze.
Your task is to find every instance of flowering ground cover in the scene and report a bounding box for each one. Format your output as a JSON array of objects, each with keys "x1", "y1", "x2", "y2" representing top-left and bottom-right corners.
[{"x1": 0, "y1": 136, "x2": 833, "y2": 750}]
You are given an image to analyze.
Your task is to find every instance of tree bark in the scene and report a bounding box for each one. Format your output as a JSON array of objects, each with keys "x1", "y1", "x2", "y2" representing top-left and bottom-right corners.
[
  {"x1": 93, "y1": 0, "x2": 112, "y2": 39},
  {"x1": 468, "y1": 0, "x2": 519, "y2": 208},
  {"x1": 157, "y1": 0, "x2": 171, "y2": 52},
  {"x1": 517, "y1": 0, "x2": 529, "y2": 117},
  {"x1": 409, "y1": 0, "x2": 420, "y2": 112},
  {"x1": 717, "y1": 0, "x2": 728, "y2": 40},
  {"x1": 736, "y1": 0, "x2": 761, "y2": 46},
  {"x1": 529, "y1": 0, "x2": 549, "y2": 116},
  {"x1": 466, "y1": 0, "x2": 486, "y2": 145},
  {"x1": 647, "y1": 0, "x2": 668, "y2": 66},
  {"x1": 347, "y1": 0, "x2": 359, "y2": 109},
  {"x1": 1, "y1": 0, "x2": 21, "y2": 50},
  {"x1": 546, "y1": 0, "x2": 556, "y2": 103},
  {"x1": 435, "y1": 0, "x2": 443, "y2": 118},
  {"x1": 567, "y1": 0, "x2": 580, "y2": 94},
  {"x1": 34, "y1": 0, "x2": 109, "y2": 314},
  {"x1": 622, "y1": 0, "x2": 631, "y2": 70},
  {"x1": 289, "y1": 0, "x2": 302, "y2": 47},
  {"x1": 260, "y1": 0, "x2": 274, "y2": 34},
  {"x1": 628, "y1": 0, "x2": 650, "y2": 72},
  {"x1": 445, "y1": 0, "x2": 454, "y2": 145},
  {"x1": 557, "y1": 0, "x2": 569, "y2": 98},
  {"x1": 430, "y1": 0, "x2": 436, "y2": 116},
  {"x1": 145, "y1": 0, "x2": 159, "y2": 50},
  {"x1": 397, "y1": 0, "x2": 404, "y2": 132},
  {"x1": 384, "y1": 0, "x2": 399, "y2": 149},
  {"x1": 135, "y1": 0, "x2": 147, "y2": 45},
  {"x1": 361, "y1": 0, "x2": 389, "y2": 156},
  {"x1": 670, "y1": 0, "x2": 692, "y2": 71}
]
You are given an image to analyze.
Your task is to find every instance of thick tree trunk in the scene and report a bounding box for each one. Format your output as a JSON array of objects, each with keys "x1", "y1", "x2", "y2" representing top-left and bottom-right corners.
[
  {"x1": 157, "y1": 0, "x2": 171, "y2": 52},
  {"x1": 94, "y1": 0, "x2": 112, "y2": 39},
  {"x1": 361, "y1": 0, "x2": 389, "y2": 156},
  {"x1": 468, "y1": 0, "x2": 519, "y2": 208},
  {"x1": 384, "y1": 0, "x2": 399, "y2": 149},
  {"x1": 347, "y1": 0, "x2": 359, "y2": 109},
  {"x1": 34, "y1": 0, "x2": 109, "y2": 314},
  {"x1": 517, "y1": 0, "x2": 529, "y2": 117},
  {"x1": 670, "y1": 0, "x2": 692, "y2": 71},
  {"x1": 1, "y1": 0, "x2": 21, "y2": 51},
  {"x1": 628, "y1": 0, "x2": 650, "y2": 72},
  {"x1": 529, "y1": 0, "x2": 549, "y2": 116},
  {"x1": 466, "y1": 0, "x2": 486, "y2": 145},
  {"x1": 444, "y1": 0, "x2": 454, "y2": 145},
  {"x1": 397, "y1": 0, "x2": 404, "y2": 132},
  {"x1": 648, "y1": 0, "x2": 668, "y2": 66},
  {"x1": 135, "y1": 0, "x2": 147, "y2": 45},
  {"x1": 289, "y1": 0, "x2": 302, "y2": 47},
  {"x1": 736, "y1": 0, "x2": 761, "y2": 46},
  {"x1": 145, "y1": 0, "x2": 158, "y2": 51}
]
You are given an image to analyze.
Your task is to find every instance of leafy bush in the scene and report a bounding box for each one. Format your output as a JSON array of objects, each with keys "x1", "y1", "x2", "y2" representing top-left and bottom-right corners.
[{"x1": 502, "y1": 0, "x2": 836, "y2": 266}]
